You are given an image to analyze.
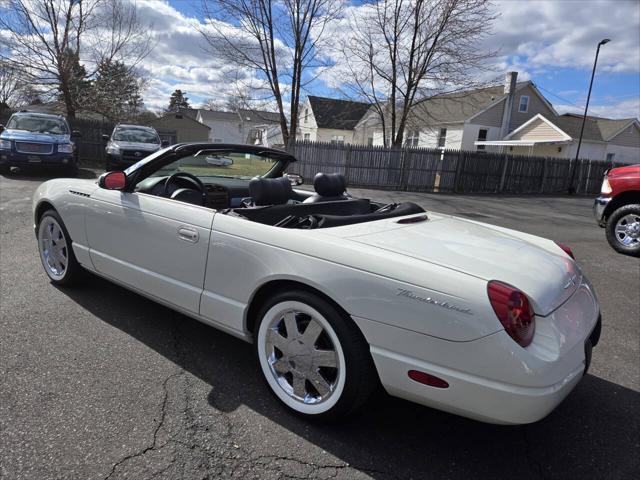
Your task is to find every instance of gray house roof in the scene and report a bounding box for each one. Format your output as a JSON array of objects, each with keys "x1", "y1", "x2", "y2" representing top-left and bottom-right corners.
[
  {"x1": 197, "y1": 110, "x2": 240, "y2": 122},
  {"x1": 238, "y1": 108, "x2": 280, "y2": 124},
  {"x1": 555, "y1": 114, "x2": 637, "y2": 142},
  {"x1": 308, "y1": 96, "x2": 371, "y2": 130},
  {"x1": 408, "y1": 82, "x2": 532, "y2": 125}
]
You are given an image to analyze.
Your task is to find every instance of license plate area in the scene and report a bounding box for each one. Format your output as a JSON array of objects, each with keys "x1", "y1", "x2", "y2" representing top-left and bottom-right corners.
[{"x1": 27, "y1": 155, "x2": 42, "y2": 163}]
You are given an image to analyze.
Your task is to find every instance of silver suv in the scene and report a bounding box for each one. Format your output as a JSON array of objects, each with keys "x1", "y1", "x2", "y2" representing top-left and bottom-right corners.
[{"x1": 102, "y1": 124, "x2": 165, "y2": 171}]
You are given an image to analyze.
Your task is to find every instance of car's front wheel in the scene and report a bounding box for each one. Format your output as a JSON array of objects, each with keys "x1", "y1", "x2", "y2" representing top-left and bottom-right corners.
[
  {"x1": 37, "y1": 209, "x2": 82, "y2": 285},
  {"x1": 605, "y1": 204, "x2": 640, "y2": 257},
  {"x1": 255, "y1": 290, "x2": 377, "y2": 422}
]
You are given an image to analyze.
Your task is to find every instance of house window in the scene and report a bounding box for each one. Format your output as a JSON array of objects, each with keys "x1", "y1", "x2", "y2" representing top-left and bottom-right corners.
[
  {"x1": 437, "y1": 128, "x2": 447, "y2": 148},
  {"x1": 213, "y1": 138, "x2": 223, "y2": 143},
  {"x1": 367, "y1": 137, "x2": 374, "y2": 146},
  {"x1": 405, "y1": 130, "x2": 420, "y2": 147},
  {"x1": 518, "y1": 95, "x2": 529, "y2": 113},
  {"x1": 304, "y1": 133, "x2": 310, "y2": 141},
  {"x1": 476, "y1": 129, "x2": 488, "y2": 151},
  {"x1": 606, "y1": 152, "x2": 615, "y2": 162},
  {"x1": 331, "y1": 135, "x2": 345, "y2": 145},
  {"x1": 304, "y1": 108, "x2": 308, "y2": 124}
]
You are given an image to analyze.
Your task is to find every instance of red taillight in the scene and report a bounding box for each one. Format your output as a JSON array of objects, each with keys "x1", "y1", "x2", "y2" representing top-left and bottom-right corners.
[
  {"x1": 487, "y1": 281, "x2": 535, "y2": 347},
  {"x1": 555, "y1": 241, "x2": 575, "y2": 260},
  {"x1": 408, "y1": 370, "x2": 449, "y2": 389}
]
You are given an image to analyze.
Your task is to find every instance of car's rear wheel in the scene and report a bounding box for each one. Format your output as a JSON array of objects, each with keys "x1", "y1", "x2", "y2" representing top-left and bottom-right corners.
[
  {"x1": 255, "y1": 290, "x2": 377, "y2": 422},
  {"x1": 37, "y1": 210, "x2": 82, "y2": 285},
  {"x1": 606, "y1": 204, "x2": 640, "y2": 257}
]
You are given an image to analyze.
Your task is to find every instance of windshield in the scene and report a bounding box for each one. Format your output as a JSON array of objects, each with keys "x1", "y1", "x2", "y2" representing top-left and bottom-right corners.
[
  {"x1": 149, "y1": 151, "x2": 277, "y2": 180},
  {"x1": 113, "y1": 128, "x2": 159, "y2": 144},
  {"x1": 6, "y1": 115, "x2": 69, "y2": 134}
]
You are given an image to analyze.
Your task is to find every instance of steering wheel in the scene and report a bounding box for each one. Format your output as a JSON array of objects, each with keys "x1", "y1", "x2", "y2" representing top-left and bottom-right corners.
[{"x1": 163, "y1": 172, "x2": 207, "y2": 206}]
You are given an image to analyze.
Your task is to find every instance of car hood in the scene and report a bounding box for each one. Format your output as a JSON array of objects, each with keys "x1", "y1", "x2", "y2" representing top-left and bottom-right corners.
[
  {"x1": 338, "y1": 213, "x2": 581, "y2": 316},
  {"x1": 608, "y1": 164, "x2": 640, "y2": 178},
  {"x1": 111, "y1": 141, "x2": 160, "y2": 151},
  {"x1": 1, "y1": 129, "x2": 70, "y2": 143}
]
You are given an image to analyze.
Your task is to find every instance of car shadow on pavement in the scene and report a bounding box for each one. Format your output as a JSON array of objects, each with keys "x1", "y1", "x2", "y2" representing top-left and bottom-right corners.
[{"x1": 57, "y1": 273, "x2": 640, "y2": 480}]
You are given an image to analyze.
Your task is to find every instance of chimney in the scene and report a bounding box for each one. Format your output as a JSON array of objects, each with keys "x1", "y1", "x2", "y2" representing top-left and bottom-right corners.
[{"x1": 500, "y1": 71, "x2": 518, "y2": 139}]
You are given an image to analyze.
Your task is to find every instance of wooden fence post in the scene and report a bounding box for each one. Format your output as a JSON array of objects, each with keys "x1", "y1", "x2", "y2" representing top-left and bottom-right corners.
[
  {"x1": 453, "y1": 150, "x2": 464, "y2": 193},
  {"x1": 539, "y1": 158, "x2": 548, "y2": 193},
  {"x1": 400, "y1": 149, "x2": 410, "y2": 191},
  {"x1": 499, "y1": 155, "x2": 510, "y2": 193},
  {"x1": 344, "y1": 143, "x2": 351, "y2": 180}
]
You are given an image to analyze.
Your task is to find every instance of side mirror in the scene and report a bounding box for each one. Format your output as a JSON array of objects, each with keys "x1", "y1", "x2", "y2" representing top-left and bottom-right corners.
[
  {"x1": 71, "y1": 130, "x2": 82, "y2": 138},
  {"x1": 162, "y1": 140, "x2": 169, "y2": 147},
  {"x1": 285, "y1": 173, "x2": 303, "y2": 186},
  {"x1": 101, "y1": 134, "x2": 110, "y2": 142},
  {"x1": 98, "y1": 171, "x2": 126, "y2": 190}
]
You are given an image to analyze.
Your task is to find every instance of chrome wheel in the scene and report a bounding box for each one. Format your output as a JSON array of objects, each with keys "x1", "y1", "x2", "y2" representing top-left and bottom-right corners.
[
  {"x1": 257, "y1": 301, "x2": 346, "y2": 414},
  {"x1": 614, "y1": 213, "x2": 640, "y2": 247},
  {"x1": 38, "y1": 216, "x2": 69, "y2": 280}
]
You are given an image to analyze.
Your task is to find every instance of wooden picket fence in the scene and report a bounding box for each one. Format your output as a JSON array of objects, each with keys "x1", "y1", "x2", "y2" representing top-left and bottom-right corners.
[{"x1": 287, "y1": 140, "x2": 625, "y2": 195}]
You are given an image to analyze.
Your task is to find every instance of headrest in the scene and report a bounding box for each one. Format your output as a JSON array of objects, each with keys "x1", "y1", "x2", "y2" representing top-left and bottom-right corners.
[
  {"x1": 313, "y1": 173, "x2": 347, "y2": 197},
  {"x1": 249, "y1": 176, "x2": 293, "y2": 206}
]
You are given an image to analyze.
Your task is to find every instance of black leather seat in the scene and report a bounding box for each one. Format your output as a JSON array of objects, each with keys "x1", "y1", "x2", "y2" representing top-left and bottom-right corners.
[
  {"x1": 303, "y1": 173, "x2": 349, "y2": 203},
  {"x1": 234, "y1": 198, "x2": 372, "y2": 225},
  {"x1": 249, "y1": 176, "x2": 293, "y2": 206}
]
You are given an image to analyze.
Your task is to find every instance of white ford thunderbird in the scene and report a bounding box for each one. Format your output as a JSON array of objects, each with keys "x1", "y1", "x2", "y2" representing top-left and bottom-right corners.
[{"x1": 33, "y1": 143, "x2": 601, "y2": 424}]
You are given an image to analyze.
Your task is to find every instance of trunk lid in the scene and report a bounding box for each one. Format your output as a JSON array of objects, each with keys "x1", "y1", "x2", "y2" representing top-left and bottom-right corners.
[{"x1": 340, "y1": 214, "x2": 580, "y2": 316}]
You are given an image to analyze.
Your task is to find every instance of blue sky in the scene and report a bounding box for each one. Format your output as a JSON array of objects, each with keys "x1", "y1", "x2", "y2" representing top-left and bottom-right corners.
[{"x1": 141, "y1": 0, "x2": 640, "y2": 118}]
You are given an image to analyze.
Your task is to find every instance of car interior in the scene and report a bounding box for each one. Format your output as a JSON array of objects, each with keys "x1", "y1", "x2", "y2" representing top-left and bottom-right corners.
[{"x1": 130, "y1": 146, "x2": 426, "y2": 229}]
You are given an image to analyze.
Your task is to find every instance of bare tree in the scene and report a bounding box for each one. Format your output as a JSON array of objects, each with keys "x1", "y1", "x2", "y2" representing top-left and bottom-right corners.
[
  {"x1": 338, "y1": 0, "x2": 496, "y2": 147},
  {"x1": 0, "y1": 62, "x2": 24, "y2": 109},
  {"x1": 200, "y1": 0, "x2": 342, "y2": 146},
  {"x1": 0, "y1": 0, "x2": 152, "y2": 119}
]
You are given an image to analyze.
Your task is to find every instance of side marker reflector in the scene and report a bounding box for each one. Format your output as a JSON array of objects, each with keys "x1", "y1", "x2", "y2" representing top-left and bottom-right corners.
[{"x1": 408, "y1": 370, "x2": 449, "y2": 389}]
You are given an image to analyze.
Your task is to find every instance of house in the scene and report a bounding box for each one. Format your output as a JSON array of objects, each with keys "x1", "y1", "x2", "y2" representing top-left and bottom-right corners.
[
  {"x1": 355, "y1": 72, "x2": 557, "y2": 150},
  {"x1": 480, "y1": 113, "x2": 640, "y2": 164},
  {"x1": 196, "y1": 108, "x2": 281, "y2": 145},
  {"x1": 354, "y1": 71, "x2": 640, "y2": 163},
  {"x1": 298, "y1": 96, "x2": 371, "y2": 144},
  {"x1": 149, "y1": 112, "x2": 210, "y2": 144}
]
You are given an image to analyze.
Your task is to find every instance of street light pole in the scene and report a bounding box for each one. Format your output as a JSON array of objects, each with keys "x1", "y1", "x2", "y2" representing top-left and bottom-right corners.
[{"x1": 568, "y1": 38, "x2": 610, "y2": 194}]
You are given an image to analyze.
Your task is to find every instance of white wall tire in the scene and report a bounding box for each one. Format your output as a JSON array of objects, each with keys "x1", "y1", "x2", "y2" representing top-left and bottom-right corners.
[{"x1": 255, "y1": 290, "x2": 377, "y2": 422}]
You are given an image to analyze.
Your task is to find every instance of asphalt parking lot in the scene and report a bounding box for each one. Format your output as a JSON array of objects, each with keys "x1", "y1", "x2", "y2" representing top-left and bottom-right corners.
[{"x1": 1, "y1": 168, "x2": 639, "y2": 480}]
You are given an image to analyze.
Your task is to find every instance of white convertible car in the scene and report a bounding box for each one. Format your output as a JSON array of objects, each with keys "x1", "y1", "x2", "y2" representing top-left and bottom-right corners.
[{"x1": 33, "y1": 143, "x2": 601, "y2": 424}]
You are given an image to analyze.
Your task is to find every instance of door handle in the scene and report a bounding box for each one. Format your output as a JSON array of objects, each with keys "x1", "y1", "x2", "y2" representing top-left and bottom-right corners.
[{"x1": 177, "y1": 226, "x2": 199, "y2": 243}]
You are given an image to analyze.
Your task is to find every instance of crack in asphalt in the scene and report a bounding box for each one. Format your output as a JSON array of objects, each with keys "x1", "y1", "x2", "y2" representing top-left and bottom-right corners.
[
  {"x1": 102, "y1": 313, "x2": 185, "y2": 480},
  {"x1": 100, "y1": 310, "x2": 398, "y2": 480}
]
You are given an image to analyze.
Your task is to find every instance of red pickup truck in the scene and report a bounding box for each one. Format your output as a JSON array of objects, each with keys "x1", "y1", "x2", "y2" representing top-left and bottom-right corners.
[{"x1": 594, "y1": 164, "x2": 640, "y2": 256}]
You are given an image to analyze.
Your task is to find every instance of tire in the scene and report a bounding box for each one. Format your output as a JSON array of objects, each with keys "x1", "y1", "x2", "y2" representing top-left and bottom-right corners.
[
  {"x1": 105, "y1": 160, "x2": 113, "y2": 172},
  {"x1": 37, "y1": 209, "x2": 82, "y2": 285},
  {"x1": 605, "y1": 204, "x2": 640, "y2": 257},
  {"x1": 254, "y1": 289, "x2": 377, "y2": 422},
  {"x1": 0, "y1": 165, "x2": 9, "y2": 175}
]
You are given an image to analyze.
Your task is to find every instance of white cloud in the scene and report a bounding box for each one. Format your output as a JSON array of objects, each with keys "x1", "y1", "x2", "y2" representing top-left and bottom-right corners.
[
  {"x1": 488, "y1": 0, "x2": 640, "y2": 74},
  {"x1": 556, "y1": 97, "x2": 640, "y2": 119}
]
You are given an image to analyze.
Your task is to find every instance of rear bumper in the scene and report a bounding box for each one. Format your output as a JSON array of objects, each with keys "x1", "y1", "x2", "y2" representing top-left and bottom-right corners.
[
  {"x1": 353, "y1": 280, "x2": 601, "y2": 425},
  {"x1": 593, "y1": 196, "x2": 611, "y2": 227},
  {"x1": 0, "y1": 150, "x2": 74, "y2": 168}
]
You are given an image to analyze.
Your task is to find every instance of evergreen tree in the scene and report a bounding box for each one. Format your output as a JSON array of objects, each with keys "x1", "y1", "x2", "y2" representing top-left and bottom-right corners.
[
  {"x1": 91, "y1": 60, "x2": 143, "y2": 122},
  {"x1": 167, "y1": 89, "x2": 190, "y2": 112}
]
